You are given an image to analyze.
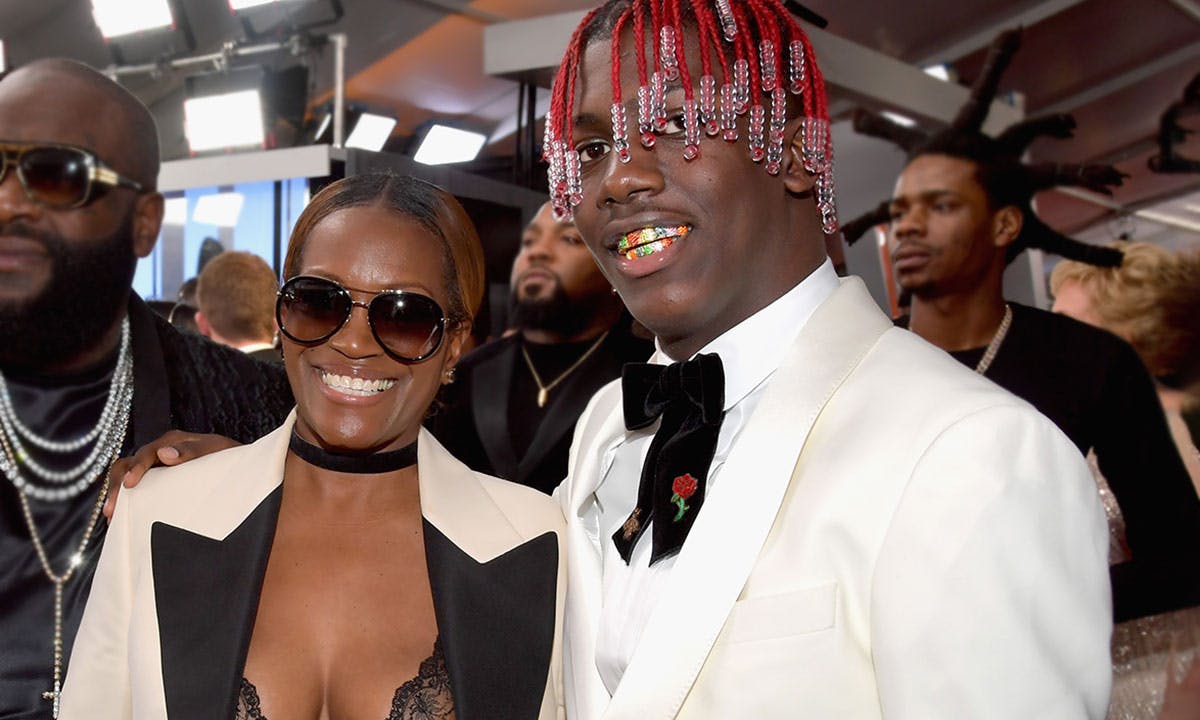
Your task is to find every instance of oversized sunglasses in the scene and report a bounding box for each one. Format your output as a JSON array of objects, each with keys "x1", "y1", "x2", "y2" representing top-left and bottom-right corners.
[
  {"x1": 276, "y1": 275, "x2": 447, "y2": 363},
  {"x1": 0, "y1": 142, "x2": 145, "y2": 209}
]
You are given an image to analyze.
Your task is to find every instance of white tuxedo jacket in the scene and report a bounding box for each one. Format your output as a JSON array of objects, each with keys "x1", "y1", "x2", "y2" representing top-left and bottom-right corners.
[
  {"x1": 61, "y1": 415, "x2": 567, "y2": 720},
  {"x1": 557, "y1": 278, "x2": 1112, "y2": 720}
]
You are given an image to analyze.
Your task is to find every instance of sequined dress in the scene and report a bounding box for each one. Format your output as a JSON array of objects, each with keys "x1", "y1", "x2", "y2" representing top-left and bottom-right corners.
[
  {"x1": 234, "y1": 638, "x2": 455, "y2": 720},
  {"x1": 1092, "y1": 453, "x2": 1200, "y2": 719}
]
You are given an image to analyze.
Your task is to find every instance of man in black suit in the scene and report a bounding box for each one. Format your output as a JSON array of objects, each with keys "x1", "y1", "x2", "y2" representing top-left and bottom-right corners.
[{"x1": 430, "y1": 202, "x2": 652, "y2": 494}]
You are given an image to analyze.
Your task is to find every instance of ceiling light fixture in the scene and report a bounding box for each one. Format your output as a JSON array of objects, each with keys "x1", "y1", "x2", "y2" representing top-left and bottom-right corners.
[
  {"x1": 413, "y1": 124, "x2": 487, "y2": 166},
  {"x1": 880, "y1": 110, "x2": 917, "y2": 128},
  {"x1": 91, "y1": 0, "x2": 174, "y2": 38},
  {"x1": 229, "y1": 0, "x2": 305, "y2": 10},
  {"x1": 923, "y1": 64, "x2": 952, "y2": 83},
  {"x1": 183, "y1": 89, "x2": 266, "y2": 152},
  {"x1": 345, "y1": 113, "x2": 398, "y2": 151}
]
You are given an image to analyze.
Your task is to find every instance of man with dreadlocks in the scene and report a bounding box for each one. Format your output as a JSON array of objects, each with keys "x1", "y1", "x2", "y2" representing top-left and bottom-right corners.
[
  {"x1": 850, "y1": 29, "x2": 1200, "y2": 626},
  {"x1": 547, "y1": 4, "x2": 1111, "y2": 718}
]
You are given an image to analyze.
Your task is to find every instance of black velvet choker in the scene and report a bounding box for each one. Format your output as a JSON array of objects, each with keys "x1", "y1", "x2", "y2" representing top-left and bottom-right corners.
[{"x1": 288, "y1": 430, "x2": 418, "y2": 474}]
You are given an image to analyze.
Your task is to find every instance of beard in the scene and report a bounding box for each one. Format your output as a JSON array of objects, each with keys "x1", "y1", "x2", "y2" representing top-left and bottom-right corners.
[
  {"x1": 509, "y1": 281, "x2": 588, "y2": 337},
  {"x1": 0, "y1": 213, "x2": 137, "y2": 370}
]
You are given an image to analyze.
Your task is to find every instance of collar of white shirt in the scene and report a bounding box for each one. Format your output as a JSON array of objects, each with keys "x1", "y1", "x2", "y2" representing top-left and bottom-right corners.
[{"x1": 650, "y1": 257, "x2": 839, "y2": 409}]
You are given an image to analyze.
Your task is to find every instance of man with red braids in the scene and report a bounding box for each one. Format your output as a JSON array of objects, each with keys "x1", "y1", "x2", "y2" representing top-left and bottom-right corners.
[{"x1": 548, "y1": 1, "x2": 1112, "y2": 717}]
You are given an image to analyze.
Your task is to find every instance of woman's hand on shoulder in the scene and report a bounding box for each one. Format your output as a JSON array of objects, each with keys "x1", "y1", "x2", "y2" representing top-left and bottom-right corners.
[{"x1": 104, "y1": 431, "x2": 240, "y2": 520}]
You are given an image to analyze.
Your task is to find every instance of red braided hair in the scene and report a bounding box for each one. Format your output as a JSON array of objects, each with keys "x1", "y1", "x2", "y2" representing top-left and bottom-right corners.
[{"x1": 544, "y1": 0, "x2": 838, "y2": 234}]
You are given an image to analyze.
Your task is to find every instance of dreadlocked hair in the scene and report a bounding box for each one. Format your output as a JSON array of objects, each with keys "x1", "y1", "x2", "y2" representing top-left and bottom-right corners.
[
  {"x1": 543, "y1": 0, "x2": 839, "y2": 235},
  {"x1": 843, "y1": 27, "x2": 1125, "y2": 268}
]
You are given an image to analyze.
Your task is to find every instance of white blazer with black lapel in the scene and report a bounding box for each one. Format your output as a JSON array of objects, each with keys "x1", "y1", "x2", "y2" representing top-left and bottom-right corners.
[
  {"x1": 60, "y1": 412, "x2": 567, "y2": 720},
  {"x1": 557, "y1": 277, "x2": 1112, "y2": 720}
]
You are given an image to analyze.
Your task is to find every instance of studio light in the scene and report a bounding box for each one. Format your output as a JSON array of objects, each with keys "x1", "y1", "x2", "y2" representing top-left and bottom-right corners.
[
  {"x1": 880, "y1": 111, "x2": 917, "y2": 128},
  {"x1": 923, "y1": 64, "x2": 952, "y2": 82},
  {"x1": 0, "y1": 40, "x2": 7, "y2": 74},
  {"x1": 346, "y1": 113, "x2": 398, "y2": 151},
  {"x1": 413, "y1": 125, "x2": 486, "y2": 166},
  {"x1": 192, "y1": 193, "x2": 245, "y2": 227},
  {"x1": 230, "y1": 0, "x2": 304, "y2": 9},
  {"x1": 312, "y1": 112, "x2": 332, "y2": 143},
  {"x1": 184, "y1": 89, "x2": 265, "y2": 152},
  {"x1": 91, "y1": 0, "x2": 174, "y2": 38}
]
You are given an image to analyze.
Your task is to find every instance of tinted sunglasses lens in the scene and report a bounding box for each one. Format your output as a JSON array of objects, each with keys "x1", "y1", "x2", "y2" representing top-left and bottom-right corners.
[
  {"x1": 19, "y1": 148, "x2": 90, "y2": 207},
  {"x1": 369, "y1": 293, "x2": 445, "y2": 361},
  {"x1": 277, "y1": 277, "x2": 350, "y2": 344}
]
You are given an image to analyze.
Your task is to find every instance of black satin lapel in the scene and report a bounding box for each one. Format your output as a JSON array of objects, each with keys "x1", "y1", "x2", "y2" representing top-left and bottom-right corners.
[
  {"x1": 127, "y1": 295, "x2": 172, "y2": 449},
  {"x1": 470, "y1": 341, "x2": 520, "y2": 479},
  {"x1": 424, "y1": 521, "x2": 558, "y2": 720},
  {"x1": 152, "y1": 487, "x2": 282, "y2": 720},
  {"x1": 516, "y1": 343, "x2": 619, "y2": 485}
]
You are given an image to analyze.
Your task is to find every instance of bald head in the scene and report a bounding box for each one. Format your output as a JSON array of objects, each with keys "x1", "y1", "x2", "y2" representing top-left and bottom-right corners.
[{"x1": 0, "y1": 59, "x2": 159, "y2": 188}]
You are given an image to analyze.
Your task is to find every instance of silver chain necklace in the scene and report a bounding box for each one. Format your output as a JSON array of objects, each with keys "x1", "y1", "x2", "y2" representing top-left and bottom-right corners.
[
  {"x1": 0, "y1": 317, "x2": 133, "y2": 500},
  {"x1": 0, "y1": 316, "x2": 133, "y2": 718},
  {"x1": 974, "y1": 304, "x2": 1013, "y2": 376}
]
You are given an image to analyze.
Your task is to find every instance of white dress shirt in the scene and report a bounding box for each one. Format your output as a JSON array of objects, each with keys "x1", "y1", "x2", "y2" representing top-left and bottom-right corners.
[{"x1": 593, "y1": 259, "x2": 839, "y2": 694}]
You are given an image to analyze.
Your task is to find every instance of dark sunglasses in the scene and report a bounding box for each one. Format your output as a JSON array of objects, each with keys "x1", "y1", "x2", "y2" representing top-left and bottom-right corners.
[
  {"x1": 276, "y1": 275, "x2": 447, "y2": 363},
  {"x1": 0, "y1": 141, "x2": 145, "y2": 209}
]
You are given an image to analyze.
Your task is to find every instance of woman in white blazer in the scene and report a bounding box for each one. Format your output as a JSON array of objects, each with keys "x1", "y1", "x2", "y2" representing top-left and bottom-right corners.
[{"x1": 60, "y1": 174, "x2": 566, "y2": 720}]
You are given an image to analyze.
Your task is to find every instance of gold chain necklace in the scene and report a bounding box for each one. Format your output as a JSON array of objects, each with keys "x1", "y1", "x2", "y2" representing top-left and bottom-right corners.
[
  {"x1": 974, "y1": 304, "x2": 1013, "y2": 376},
  {"x1": 521, "y1": 330, "x2": 611, "y2": 408},
  {"x1": 0, "y1": 427, "x2": 120, "y2": 718}
]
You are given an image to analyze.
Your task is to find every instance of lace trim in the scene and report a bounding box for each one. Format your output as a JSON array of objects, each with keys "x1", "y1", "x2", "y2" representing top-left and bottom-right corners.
[
  {"x1": 389, "y1": 637, "x2": 455, "y2": 720},
  {"x1": 236, "y1": 637, "x2": 453, "y2": 720},
  {"x1": 236, "y1": 677, "x2": 267, "y2": 720}
]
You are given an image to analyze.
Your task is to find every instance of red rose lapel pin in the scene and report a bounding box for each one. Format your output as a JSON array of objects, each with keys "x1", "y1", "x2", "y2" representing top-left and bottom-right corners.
[{"x1": 671, "y1": 473, "x2": 698, "y2": 522}]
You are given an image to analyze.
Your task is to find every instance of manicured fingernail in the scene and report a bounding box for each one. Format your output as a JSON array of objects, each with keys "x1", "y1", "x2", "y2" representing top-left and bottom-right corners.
[{"x1": 159, "y1": 446, "x2": 180, "y2": 460}]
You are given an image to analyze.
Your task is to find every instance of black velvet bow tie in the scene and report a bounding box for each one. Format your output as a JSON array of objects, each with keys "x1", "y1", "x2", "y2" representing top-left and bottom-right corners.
[{"x1": 614, "y1": 353, "x2": 725, "y2": 565}]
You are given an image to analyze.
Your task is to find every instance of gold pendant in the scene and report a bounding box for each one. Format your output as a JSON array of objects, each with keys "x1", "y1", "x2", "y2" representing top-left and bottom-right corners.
[{"x1": 537, "y1": 388, "x2": 548, "y2": 408}]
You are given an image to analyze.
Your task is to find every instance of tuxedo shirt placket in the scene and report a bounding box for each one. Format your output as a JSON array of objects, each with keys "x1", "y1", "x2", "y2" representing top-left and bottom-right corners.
[{"x1": 592, "y1": 259, "x2": 839, "y2": 695}]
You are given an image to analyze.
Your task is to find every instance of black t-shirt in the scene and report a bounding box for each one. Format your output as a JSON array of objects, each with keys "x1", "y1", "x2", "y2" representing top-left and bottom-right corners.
[
  {"x1": 0, "y1": 297, "x2": 293, "y2": 720},
  {"x1": 0, "y1": 355, "x2": 126, "y2": 720}
]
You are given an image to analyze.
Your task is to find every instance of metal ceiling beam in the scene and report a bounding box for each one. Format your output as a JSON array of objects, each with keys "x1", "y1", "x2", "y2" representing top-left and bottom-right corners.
[
  {"x1": 484, "y1": 11, "x2": 1023, "y2": 134},
  {"x1": 1039, "y1": 41, "x2": 1200, "y2": 114},
  {"x1": 403, "y1": 0, "x2": 507, "y2": 24},
  {"x1": 914, "y1": 0, "x2": 1088, "y2": 67},
  {"x1": 1054, "y1": 186, "x2": 1200, "y2": 234},
  {"x1": 1164, "y1": 0, "x2": 1200, "y2": 23}
]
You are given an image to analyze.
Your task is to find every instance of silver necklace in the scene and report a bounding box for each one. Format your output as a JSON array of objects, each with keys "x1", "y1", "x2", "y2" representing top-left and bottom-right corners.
[
  {"x1": 974, "y1": 304, "x2": 1013, "y2": 376},
  {"x1": 0, "y1": 317, "x2": 133, "y2": 500},
  {"x1": 521, "y1": 330, "x2": 610, "y2": 408},
  {"x1": 0, "y1": 316, "x2": 133, "y2": 718},
  {"x1": 9, "y1": 453, "x2": 114, "y2": 719}
]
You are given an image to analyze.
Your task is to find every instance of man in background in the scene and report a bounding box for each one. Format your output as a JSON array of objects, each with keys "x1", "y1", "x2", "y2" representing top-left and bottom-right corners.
[
  {"x1": 195, "y1": 250, "x2": 281, "y2": 363},
  {"x1": 430, "y1": 201, "x2": 651, "y2": 494},
  {"x1": 872, "y1": 54, "x2": 1200, "y2": 623}
]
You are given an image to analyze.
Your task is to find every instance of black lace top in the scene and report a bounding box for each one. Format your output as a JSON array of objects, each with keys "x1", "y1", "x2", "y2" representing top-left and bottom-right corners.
[{"x1": 235, "y1": 637, "x2": 454, "y2": 719}]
